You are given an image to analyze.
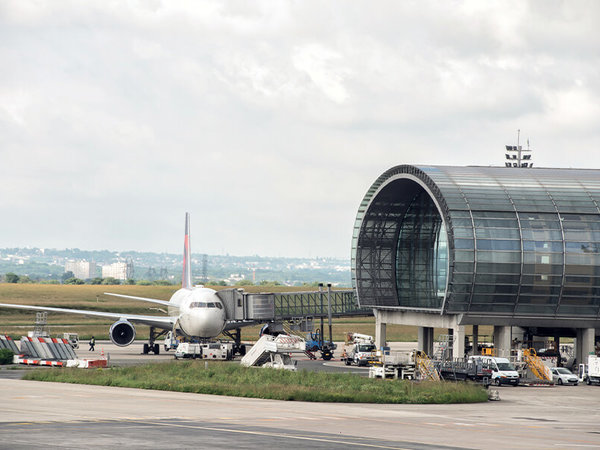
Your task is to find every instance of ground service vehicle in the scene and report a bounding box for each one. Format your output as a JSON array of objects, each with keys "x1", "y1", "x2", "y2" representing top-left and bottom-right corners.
[
  {"x1": 342, "y1": 333, "x2": 377, "y2": 366},
  {"x1": 578, "y1": 355, "x2": 600, "y2": 385},
  {"x1": 163, "y1": 331, "x2": 180, "y2": 351},
  {"x1": 304, "y1": 329, "x2": 336, "y2": 360},
  {"x1": 174, "y1": 342, "x2": 234, "y2": 360},
  {"x1": 468, "y1": 356, "x2": 519, "y2": 386},
  {"x1": 550, "y1": 367, "x2": 578, "y2": 385}
]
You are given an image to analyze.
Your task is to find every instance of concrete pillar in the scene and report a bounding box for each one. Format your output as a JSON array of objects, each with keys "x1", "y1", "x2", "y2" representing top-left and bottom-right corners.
[
  {"x1": 418, "y1": 326, "x2": 434, "y2": 356},
  {"x1": 554, "y1": 335, "x2": 561, "y2": 367},
  {"x1": 493, "y1": 325, "x2": 512, "y2": 358},
  {"x1": 452, "y1": 325, "x2": 466, "y2": 359},
  {"x1": 472, "y1": 325, "x2": 479, "y2": 356},
  {"x1": 374, "y1": 311, "x2": 387, "y2": 349},
  {"x1": 576, "y1": 328, "x2": 595, "y2": 365}
]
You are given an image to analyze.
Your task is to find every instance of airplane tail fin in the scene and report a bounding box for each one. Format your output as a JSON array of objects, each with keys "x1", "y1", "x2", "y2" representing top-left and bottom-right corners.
[{"x1": 182, "y1": 212, "x2": 192, "y2": 289}]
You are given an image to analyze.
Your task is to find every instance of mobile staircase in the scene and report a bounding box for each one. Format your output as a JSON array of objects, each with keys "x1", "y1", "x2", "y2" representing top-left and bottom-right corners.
[
  {"x1": 240, "y1": 334, "x2": 306, "y2": 371},
  {"x1": 415, "y1": 351, "x2": 441, "y2": 381}
]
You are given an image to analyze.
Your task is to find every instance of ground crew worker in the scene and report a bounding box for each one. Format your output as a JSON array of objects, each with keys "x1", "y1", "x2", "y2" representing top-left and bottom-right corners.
[{"x1": 89, "y1": 336, "x2": 95, "y2": 351}]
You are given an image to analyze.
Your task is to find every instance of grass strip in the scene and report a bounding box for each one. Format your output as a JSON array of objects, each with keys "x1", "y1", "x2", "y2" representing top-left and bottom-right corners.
[{"x1": 23, "y1": 361, "x2": 488, "y2": 404}]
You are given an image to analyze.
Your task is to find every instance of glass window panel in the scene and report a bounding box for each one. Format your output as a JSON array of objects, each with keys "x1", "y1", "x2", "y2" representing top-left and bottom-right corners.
[
  {"x1": 561, "y1": 286, "x2": 593, "y2": 296},
  {"x1": 564, "y1": 230, "x2": 600, "y2": 240},
  {"x1": 516, "y1": 295, "x2": 559, "y2": 305},
  {"x1": 556, "y1": 305, "x2": 598, "y2": 316},
  {"x1": 476, "y1": 262, "x2": 521, "y2": 274},
  {"x1": 523, "y1": 252, "x2": 563, "y2": 265},
  {"x1": 452, "y1": 219, "x2": 474, "y2": 227},
  {"x1": 475, "y1": 228, "x2": 520, "y2": 239},
  {"x1": 519, "y1": 214, "x2": 561, "y2": 229},
  {"x1": 521, "y1": 229, "x2": 563, "y2": 240},
  {"x1": 470, "y1": 303, "x2": 515, "y2": 313},
  {"x1": 454, "y1": 239, "x2": 474, "y2": 249},
  {"x1": 451, "y1": 283, "x2": 472, "y2": 293},
  {"x1": 519, "y1": 285, "x2": 561, "y2": 295},
  {"x1": 565, "y1": 242, "x2": 600, "y2": 253},
  {"x1": 515, "y1": 304, "x2": 555, "y2": 315},
  {"x1": 522, "y1": 241, "x2": 563, "y2": 252},
  {"x1": 566, "y1": 254, "x2": 600, "y2": 265},
  {"x1": 453, "y1": 274, "x2": 474, "y2": 283},
  {"x1": 453, "y1": 227, "x2": 474, "y2": 238},
  {"x1": 522, "y1": 263, "x2": 563, "y2": 275},
  {"x1": 472, "y1": 211, "x2": 518, "y2": 219},
  {"x1": 471, "y1": 294, "x2": 516, "y2": 304},
  {"x1": 475, "y1": 274, "x2": 520, "y2": 284},
  {"x1": 454, "y1": 250, "x2": 474, "y2": 262},
  {"x1": 474, "y1": 218, "x2": 519, "y2": 228},
  {"x1": 473, "y1": 284, "x2": 519, "y2": 294},
  {"x1": 476, "y1": 239, "x2": 521, "y2": 251},
  {"x1": 450, "y1": 211, "x2": 472, "y2": 218},
  {"x1": 453, "y1": 262, "x2": 474, "y2": 272},
  {"x1": 477, "y1": 251, "x2": 521, "y2": 263}
]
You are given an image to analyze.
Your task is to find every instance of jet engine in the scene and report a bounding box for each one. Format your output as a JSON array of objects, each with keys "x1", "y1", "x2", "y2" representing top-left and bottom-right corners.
[{"x1": 109, "y1": 320, "x2": 136, "y2": 346}]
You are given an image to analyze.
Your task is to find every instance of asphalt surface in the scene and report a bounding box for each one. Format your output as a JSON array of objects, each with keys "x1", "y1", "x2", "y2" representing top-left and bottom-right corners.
[{"x1": 2, "y1": 341, "x2": 600, "y2": 449}]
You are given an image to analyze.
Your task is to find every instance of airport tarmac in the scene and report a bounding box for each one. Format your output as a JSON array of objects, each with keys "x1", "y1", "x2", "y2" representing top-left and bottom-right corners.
[{"x1": 2, "y1": 341, "x2": 600, "y2": 448}]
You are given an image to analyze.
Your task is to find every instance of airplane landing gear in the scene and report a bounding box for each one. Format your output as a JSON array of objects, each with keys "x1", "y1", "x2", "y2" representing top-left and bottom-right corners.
[
  {"x1": 223, "y1": 328, "x2": 246, "y2": 356},
  {"x1": 143, "y1": 327, "x2": 167, "y2": 354}
]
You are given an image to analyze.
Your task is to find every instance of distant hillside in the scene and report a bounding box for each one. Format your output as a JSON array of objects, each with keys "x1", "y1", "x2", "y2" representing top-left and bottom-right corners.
[{"x1": 0, "y1": 248, "x2": 351, "y2": 287}]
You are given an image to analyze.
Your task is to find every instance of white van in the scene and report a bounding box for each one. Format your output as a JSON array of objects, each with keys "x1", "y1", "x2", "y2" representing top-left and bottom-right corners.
[{"x1": 468, "y1": 356, "x2": 520, "y2": 386}]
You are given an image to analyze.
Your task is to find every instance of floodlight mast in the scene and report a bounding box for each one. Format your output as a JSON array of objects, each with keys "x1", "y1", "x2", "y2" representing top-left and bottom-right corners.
[{"x1": 505, "y1": 129, "x2": 533, "y2": 168}]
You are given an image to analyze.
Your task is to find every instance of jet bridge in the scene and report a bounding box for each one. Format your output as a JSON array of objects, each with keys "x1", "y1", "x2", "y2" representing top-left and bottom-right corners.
[{"x1": 216, "y1": 288, "x2": 370, "y2": 323}]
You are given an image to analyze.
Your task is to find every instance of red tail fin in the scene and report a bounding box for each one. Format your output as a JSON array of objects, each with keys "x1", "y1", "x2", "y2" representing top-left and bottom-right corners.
[{"x1": 182, "y1": 212, "x2": 192, "y2": 289}]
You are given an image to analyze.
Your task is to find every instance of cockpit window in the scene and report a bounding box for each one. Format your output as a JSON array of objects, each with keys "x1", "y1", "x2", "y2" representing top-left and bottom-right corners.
[{"x1": 190, "y1": 301, "x2": 223, "y2": 309}]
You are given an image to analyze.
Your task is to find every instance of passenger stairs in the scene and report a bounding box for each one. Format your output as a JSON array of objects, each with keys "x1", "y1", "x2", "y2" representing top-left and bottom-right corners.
[
  {"x1": 415, "y1": 351, "x2": 441, "y2": 381},
  {"x1": 523, "y1": 348, "x2": 552, "y2": 381},
  {"x1": 240, "y1": 334, "x2": 306, "y2": 370}
]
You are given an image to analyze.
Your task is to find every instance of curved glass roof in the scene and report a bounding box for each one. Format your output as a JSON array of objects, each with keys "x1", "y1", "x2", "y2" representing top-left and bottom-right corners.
[{"x1": 352, "y1": 165, "x2": 600, "y2": 319}]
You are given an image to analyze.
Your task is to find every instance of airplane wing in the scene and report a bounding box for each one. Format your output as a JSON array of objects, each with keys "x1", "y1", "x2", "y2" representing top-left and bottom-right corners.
[
  {"x1": 0, "y1": 302, "x2": 176, "y2": 329},
  {"x1": 103, "y1": 293, "x2": 176, "y2": 308}
]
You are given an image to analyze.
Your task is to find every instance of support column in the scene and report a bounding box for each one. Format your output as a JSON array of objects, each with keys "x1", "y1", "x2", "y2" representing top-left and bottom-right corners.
[
  {"x1": 452, "y1": 325, "x2": 466, "y2": 359},
  {"x1": 472, "y1": 325, "x2": 479, "y2": 356},
  {"x1": 576, "y1": 328, "x2": 595, "y2": 365},
  {"x1": 493, "y1": 325, "x2": 512, "y2": 358},
  {"x1": 418, "y1": 326, "x2": 434, "y2": 356},
  {"x1": 374, "y1": 311, "x2": 387, "y2": 349}
]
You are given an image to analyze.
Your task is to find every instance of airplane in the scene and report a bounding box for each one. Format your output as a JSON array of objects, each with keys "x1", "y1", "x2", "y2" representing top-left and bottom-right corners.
[{"x1": 0, "y1": 213, "x2": 252, "y2": 355}]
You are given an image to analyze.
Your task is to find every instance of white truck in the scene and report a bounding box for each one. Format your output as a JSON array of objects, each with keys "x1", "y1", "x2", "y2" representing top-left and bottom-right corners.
[
  {"x1": 468, "y1": 355, "x2": 520, "y2": 386},
  {"x1": 342, "y1": 333, "x2": 378, "y2": 367},
  {"x1": 578, "y1": 355, "x2": 600, "y2": 385},
  {"x1": 174, "y1": 342, "x2": 234, "y2": 360}
]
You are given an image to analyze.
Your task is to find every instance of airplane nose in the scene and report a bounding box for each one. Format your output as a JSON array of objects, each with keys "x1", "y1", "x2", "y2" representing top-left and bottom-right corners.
[{"x1": 188, "y1": 309, "x2": 224, "y2": 337}]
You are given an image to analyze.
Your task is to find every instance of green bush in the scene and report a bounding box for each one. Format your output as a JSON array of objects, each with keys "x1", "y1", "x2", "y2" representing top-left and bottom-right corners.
[{"x1": 0, "y1": 349, "x2": 14, "y2": 365}]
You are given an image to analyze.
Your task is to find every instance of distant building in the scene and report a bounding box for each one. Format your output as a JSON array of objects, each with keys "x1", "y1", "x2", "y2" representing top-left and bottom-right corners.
[
  {"x1": 102, "y1": 261, "x2": 134, "y2": 280},
  {"x1": 65, "y1": 260, "x2": 97, "y2": 279}
]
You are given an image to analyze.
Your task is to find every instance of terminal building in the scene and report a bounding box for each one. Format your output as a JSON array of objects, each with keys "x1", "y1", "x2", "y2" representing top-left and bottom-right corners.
[{"x1": 352, "y1": 164, "x2": 600, "y2": 364}]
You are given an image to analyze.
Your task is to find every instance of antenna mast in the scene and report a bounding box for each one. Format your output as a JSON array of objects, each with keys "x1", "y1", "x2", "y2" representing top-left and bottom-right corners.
[{"x1": 505, "y1": 129, "x2": 533, "y2": 168}]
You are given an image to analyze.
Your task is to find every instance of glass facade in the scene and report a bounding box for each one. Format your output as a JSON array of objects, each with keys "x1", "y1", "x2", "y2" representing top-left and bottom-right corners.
[{"x1": 351, "y1": 165, "x2": 600, "y2": 318}]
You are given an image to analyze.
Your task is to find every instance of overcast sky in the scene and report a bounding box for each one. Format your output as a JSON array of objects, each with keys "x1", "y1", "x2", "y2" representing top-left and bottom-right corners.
[{"x1": 1, "y1": 1, "x2": 599, "y2": 258}]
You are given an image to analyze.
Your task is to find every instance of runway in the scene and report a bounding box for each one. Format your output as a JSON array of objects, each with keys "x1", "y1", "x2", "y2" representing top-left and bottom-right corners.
[{"x1": 2, "y1": 377, "x2": 600, "y2": 449}]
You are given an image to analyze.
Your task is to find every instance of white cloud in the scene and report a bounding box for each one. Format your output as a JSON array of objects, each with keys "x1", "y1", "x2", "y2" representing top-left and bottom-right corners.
[{"x1": 0, "y1": 0, "x2": 598, "y2": 257}]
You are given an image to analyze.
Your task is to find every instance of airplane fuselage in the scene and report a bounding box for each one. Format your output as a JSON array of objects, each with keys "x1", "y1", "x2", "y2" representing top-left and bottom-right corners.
[{"x1": 169, "y1": 287, "x2": 227, "y2": 339}]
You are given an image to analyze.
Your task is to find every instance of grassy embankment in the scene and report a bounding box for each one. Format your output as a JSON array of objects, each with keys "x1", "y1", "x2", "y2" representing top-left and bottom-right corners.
[
  {"x1": 0, "y1": 284, "x2": 494, "y2": 341},
  {"x1": 24, "y1": 360, "x2": 488, "y2": 404}
]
